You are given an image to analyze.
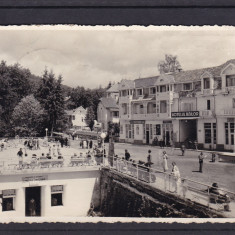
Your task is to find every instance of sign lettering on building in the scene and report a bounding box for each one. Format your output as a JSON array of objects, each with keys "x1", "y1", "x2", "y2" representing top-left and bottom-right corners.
[
  {"x1": 51, "y1": 185, "x2": 63, "y2": 193},
  {"x1": 22, "y1": 176, "x2": 48, "y2": 182},
  {"x1": 130, "y1": 120, "x2": 145, "y2": 124},
  {"x1": 171, "y1": 111, "x2": 199, "y2": 118},
  {"x1": 3, "y1": 189, "x2": 16, "y2": 197}
]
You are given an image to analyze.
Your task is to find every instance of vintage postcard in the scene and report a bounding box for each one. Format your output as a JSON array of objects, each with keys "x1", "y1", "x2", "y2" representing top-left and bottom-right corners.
[{"x1": 0, "y1": 25, "x2": 234, "y2": 223}]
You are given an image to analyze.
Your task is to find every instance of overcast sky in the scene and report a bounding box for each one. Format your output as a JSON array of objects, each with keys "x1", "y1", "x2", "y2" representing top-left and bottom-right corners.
[{"x1": 1, "y1": 26, "x2": 235, "y2": 88}]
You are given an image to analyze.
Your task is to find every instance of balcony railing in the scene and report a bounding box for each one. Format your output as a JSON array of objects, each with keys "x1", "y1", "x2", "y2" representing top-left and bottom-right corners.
[
  {"x1": 202, "y1": 89, "x2": 214, "y2": 95},
  {"x1": 131, "y1": 113, "x2": 156, "y2": 120},
  {"x1": 223, "y1": 109, "x2": 235, "y2": 116},
  {"x1": 111, "y1": 117, "x2": 119, "y2": 123}
]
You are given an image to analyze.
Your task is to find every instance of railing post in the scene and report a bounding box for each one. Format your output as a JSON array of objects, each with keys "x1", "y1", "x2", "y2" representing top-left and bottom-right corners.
[
  {"x1": 136, "y1": 164, "x2": 139, "y2": 180},
  {"x1": 207, "y1": 186, "x2": 210, "y2": 208}
]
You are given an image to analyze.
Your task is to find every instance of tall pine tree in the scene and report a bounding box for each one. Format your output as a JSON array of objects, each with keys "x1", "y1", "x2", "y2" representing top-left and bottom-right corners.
[{"x1": 36, "y1": 69, "x2": 66, "y2": 135}]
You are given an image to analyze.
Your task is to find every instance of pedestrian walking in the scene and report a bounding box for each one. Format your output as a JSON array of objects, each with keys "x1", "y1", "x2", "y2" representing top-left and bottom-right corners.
[
  {"x1": 17, "y1": 148, "x2": 23, "y2": 169},
  {"x1": 181, "y1": 144, "x2": 186, "y2": 156},
  {"x1": 125, "y1": 149, "x2": 130, "y2": 161},
  {"x1": 171, "y1": 162, "x2": 181, "y2": 193},
  {"x1": 198, "y1": 151, "x2": 207, "y2": 173},
  {"x1": 162, "y1": 151, "x2": 168, "y2": 172}
]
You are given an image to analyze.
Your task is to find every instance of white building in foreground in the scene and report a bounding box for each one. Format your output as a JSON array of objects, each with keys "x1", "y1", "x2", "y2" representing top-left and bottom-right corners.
[{"x1": 0, "y1": 167, "x2": 99, "y2": 217}]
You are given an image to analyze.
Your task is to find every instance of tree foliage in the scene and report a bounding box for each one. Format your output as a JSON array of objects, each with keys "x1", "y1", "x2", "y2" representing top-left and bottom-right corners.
[
  {"x1": 85, "y1": 107, "x2": 95, "y2": 131},
  {"x1": 36, "y1": 70, "x2": 66, "y2": 135},
  {"x1": 158, "y1": 54, "x2": 182, "y2": 74},
  {"x1": 11, "y1": 95, "x2": 45, "y2": 136},
  {"x1": 0, "y1": 61, "x2": 32, "y2": 123}
]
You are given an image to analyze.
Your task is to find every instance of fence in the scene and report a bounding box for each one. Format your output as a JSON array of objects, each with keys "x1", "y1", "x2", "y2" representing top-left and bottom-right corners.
[{"x1": 111, "y1": 156, "x2": 235, "y2": 214}]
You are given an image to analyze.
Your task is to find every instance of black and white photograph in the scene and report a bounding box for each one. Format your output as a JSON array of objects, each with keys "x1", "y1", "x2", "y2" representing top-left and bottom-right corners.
[{"x1": 0, "y1": 26, "x2": 234, "y2": 222}]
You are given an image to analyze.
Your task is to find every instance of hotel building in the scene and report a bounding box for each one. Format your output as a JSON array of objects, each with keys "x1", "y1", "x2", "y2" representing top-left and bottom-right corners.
[{"x1": 119, "y1": 59, "x2": 235, "y2": 151}]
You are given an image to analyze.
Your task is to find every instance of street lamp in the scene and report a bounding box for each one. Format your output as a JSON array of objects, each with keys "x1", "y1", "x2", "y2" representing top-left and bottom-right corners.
[
  {"x1": 45, "y1": 128, "x2": 48, "y2": 139},
  {"x1": 100, "y1": 132, "x2": 107, "y2": 165}
]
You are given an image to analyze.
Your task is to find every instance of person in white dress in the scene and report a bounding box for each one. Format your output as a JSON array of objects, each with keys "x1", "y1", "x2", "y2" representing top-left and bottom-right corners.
[{"x1": 171, "y1": 162, "x2": 181, "y2": 193}]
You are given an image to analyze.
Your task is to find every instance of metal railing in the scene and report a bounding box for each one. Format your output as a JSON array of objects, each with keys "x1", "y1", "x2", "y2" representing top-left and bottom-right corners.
[{"x1": 110, "y1": 156, "x2": 235, "y2": 214}]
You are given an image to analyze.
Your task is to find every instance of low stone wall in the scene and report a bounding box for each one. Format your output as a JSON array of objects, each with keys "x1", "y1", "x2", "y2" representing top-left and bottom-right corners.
[{"x1": 91, "y1": 167, "x2": 225, "y2": 218}]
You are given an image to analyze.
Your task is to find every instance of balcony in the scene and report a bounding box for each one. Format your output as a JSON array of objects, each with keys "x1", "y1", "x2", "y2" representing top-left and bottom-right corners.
[
  {"x1": 223, "y1": 108, "x2": 235, "y2": 116},
  {"x1": 119, "y1": 95, "x2": 133, "y2": 103},
  {"x1": 179, "y1": 90, "x2": 196, "y2": 98},
  {"x1": 202, "y1": 89, "x2": 214, "y2": 96},
  {"x1": 131, "y1": 113, "x2": 157, "y2": 120},
  {"x1": 222, "y1": 86, "x2": 235, "y2": 94},
  {"x1": 200, "y1": 110, "x2": 214, "y2": 118}
]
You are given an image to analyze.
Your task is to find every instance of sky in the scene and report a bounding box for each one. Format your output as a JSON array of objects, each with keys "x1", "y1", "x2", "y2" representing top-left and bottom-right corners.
[{"x1": 1, "y1": 26, "x2": 235, "y2": 89}]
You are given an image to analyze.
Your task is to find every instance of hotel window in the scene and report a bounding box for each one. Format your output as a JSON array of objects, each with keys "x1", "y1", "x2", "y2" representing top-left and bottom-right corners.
[
  {"x1": 233, "y1": 98, "x2": 235, "y2": 109},
  {"x1": 213, "y1": 123, "x2": 217, "y2": 144},
  {"x1": 207, "y1": 100, "x2": 211, "y2": 110},
  {"x1": 149, "y1": 87, "x2": 156, "y2": 94},
  {"x1": 51, "y1": 185, "x2": 63, "y2": 206},
  {"x1": 2, "y1": 189, "x2": 16, "y2": 211},
  {"x1": 226, "y1": 75, "x2": 235, "y2": 87},
  {"x1": 204, "y1": 123, "x2": 212, "y2": 144},
  {"x1": 150, "y1": 124, "x2": 153, "y2": 139},
  {"x1": 156, "y1": 124, "x2": 161, "y2": 135},
  {"x1": 204, "y1": 78, "x2": 210, "y2": 89},
  {"x1": 137, "y1": 89, "x2": 143, "y2": 96},
  {"x1": 225, "y1": 123, "x2": 229, "y2": 145},
  {"x1": 140, "y1": 104, "x2": 144, "y2": 114},
  {"x1": 160, "y1": 101, "x2": 167, "y2": 113},
  {"x1": 125, "y1": 124, "x2": 128, "y2": 138},
  {"x1": 183, "y1": 83, "x2": 192, "y2": 91},
  {"x1": 136, "y1": 125, "x2": 139, "y2": 135}
]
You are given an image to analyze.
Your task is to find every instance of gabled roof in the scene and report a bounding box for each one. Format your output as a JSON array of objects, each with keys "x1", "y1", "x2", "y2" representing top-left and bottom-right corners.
[
  {"x1": 100, "y1": 97, "x2": 118, "y2": 109},
  {"x1": 135, "y1": 76, "x2": 159, "y2": 88},
  {"x1": 106, "y1": 83, "x2": 119, "y2": 93},
  {"x1": 119, "y1": 79, "x2": 135, "y2": 90},
  {"x1": 174, "y1": 59, "x2": 235, "y2": 82},
  {"x1": 154, "y1": 74, "x2": 175, "y2": 85}
]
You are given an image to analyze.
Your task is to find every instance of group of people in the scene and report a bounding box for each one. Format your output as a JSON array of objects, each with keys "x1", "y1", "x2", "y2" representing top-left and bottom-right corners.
[
  {"x1": 123, "y1": 149, "x2": 181, "y2": 193},
  {"x1": 24, "y1": 138, "x2": 40, "y2": 150},
  {"x1": 80, "y1": 139, "x2": 93, "y2": 149}
]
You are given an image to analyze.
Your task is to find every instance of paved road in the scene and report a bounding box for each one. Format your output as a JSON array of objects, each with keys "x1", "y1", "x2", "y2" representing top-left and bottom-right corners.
[{"x1": 112, "y1": 142, "x2": 235, "y2": 193}]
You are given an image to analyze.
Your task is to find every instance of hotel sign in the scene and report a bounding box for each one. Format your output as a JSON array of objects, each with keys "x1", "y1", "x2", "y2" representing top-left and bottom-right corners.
[
  {"x1": 130, "y1": 120, "x2": 145, "y2": 124},
  {"x1": 22, "y1": 176, "x2": 48, "y2": 182},
  {"x1": 171, "y1": 111, "x2": 199, "y2": 118}
]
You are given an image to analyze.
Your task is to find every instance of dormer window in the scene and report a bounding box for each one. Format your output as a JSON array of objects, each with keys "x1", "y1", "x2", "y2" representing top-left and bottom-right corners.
[
  {"x1": 183, "y1": 83, "x2": 192, "y2": 91},
  {"x1": 137, "y1": 89, "x2": 143, "y2": 96},
  {"x1": 226, "y1": 75, "x2": 235, "y2": 87},
  {"x1": 149, "y1": 87, "x2": 156, "y2": 94},
  {"x1": 203, "y1": 78, "x2": 210, "y2": 89},
  {"x1": 160, "y1": 85, "x2": 166, "y2": 92}
]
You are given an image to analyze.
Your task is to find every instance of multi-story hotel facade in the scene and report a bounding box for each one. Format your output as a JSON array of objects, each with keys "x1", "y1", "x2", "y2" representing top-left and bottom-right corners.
[{"x1": 119, "y1": 59, "x2": 235, "y2": 151}]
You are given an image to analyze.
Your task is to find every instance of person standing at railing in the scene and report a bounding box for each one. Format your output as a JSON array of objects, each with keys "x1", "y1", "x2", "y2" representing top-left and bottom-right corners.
[
  {"x1": 171, "y1": 162, "x2": 181, "y2": 193},
  {"x1": 162, "y1": 151, "x2": 168, "y2": 172},
  {"x1": 125, "y1": 149, "x2": 131, "y2": 161},
  {"x1": 146, "y1": 150, "x2": 153, "y2": 168},
  {"x1": 198, "y1": 152, "x2": 207, "y2": 173}
]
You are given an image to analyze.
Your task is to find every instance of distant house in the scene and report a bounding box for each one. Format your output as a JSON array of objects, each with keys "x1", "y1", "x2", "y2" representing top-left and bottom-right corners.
[
  {"x1": 65, "y1": 106, "x2": 87, "y2": 130},
  {"x1": 97, "y1": 84, "x2": 119, "y2": 131}
]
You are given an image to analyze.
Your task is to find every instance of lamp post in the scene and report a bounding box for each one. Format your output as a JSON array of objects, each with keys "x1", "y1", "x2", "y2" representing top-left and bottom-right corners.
[
  {"x1": 45, "y1": 128, "x2": 48, "y2": 139},
  {"x1": 100, "y1": 132, "x2": 106, "y2": 165}
]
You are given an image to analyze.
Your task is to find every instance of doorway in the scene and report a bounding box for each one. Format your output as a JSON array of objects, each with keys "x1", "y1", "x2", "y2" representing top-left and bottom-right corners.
[
  {"x1": 25, "y1": 186, "x2": 41, "y2": 217},
  {"x1": 146, "y1": 131, "x2": 150, "y2": 144}
]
